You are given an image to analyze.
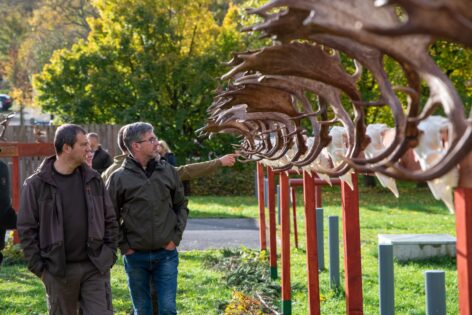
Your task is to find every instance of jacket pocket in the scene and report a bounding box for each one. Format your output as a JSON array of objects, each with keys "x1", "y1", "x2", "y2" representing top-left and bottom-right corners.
[
  {"x1": 88, "y1": 241, "x2": 117, "y2": 273},
  {"x1": 38, "y1": 198, "x2": 62, "y2": 249},
  {"x1": 40, "y1": 242, "x2": 65, "y2": 277}
]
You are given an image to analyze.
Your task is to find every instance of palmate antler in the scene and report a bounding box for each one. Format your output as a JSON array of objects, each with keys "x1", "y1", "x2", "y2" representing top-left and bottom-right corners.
[
  {"x1": 367, "y1": 0, "x2": 472, "y2": 48},
  {"x1": 200, "y1": 0, "x2": 472, "y2": 185}
]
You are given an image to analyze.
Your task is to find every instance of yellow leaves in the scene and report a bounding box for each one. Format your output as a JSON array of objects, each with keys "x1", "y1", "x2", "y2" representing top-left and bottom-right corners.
[
  {"x1": 259, "y1": 250, "x2": 268, "y2": 262},
  {"x1": 224, "y1": 290, "x2": 264, "y2": 315}
]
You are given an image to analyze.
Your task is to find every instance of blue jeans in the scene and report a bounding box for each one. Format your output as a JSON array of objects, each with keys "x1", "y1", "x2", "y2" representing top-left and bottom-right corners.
[{"x1": 123, "y1": 249, "x2": 179, "y2": 315}]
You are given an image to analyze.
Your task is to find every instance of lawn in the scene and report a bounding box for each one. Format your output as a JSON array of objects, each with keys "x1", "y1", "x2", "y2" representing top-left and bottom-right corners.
[{"x1": 0, "y1": 179, "x2": 459, "y2": 314}]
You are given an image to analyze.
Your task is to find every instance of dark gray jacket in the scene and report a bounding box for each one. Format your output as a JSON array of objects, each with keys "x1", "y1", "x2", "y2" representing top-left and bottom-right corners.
[
  {"x1": 106, "y1": 156, "x2": 188, "y2": 255},
  {"x1": 17, "y1": 156, "x2": 119, "y2": 278},
  {"x1": 92, "y1": 146, "x2": 113, "y2": 174}
]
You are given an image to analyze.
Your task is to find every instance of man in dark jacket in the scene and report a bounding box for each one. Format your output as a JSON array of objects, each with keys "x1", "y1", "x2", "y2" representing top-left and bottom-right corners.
[
  {"x1": 0, "y1": 159, "x2": 17, "y2": 266},
  {"x1": 106, "y1": 122, "x2": 188, "y2": 315},
  {"x1": 87, "y1": 132, "x2": 113, "y2": 174},
  {"x1": 17, "y1": 124, "x2": 119, "y2": 314}
]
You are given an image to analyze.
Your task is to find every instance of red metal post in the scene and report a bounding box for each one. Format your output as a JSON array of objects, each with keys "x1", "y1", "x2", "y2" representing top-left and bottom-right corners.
[
  {"x1": 341, "y1": 173, "x2": 364, "y2": 315},
  {"x1": 280, "y1": 171, "x2": 292, "y2": 314},
  {"x1": 11, "y1": 156, "x2": 20, "y2": 212},
  {"x1": 12, "y1": 156, "x2": 20, "y2": 244},
  {"x1": 455, "y1": 187, "x2": 472, "y2": 314},
  {"x1": 267, "y1": 167, "x2": 278, "y2": 279},
  {"x1": 303, "y1": 171, "x2": 321, "y2": 315},
  {"x1": 257, "y1": 163, "x2": 267, "y2": 251},
  {"x1": 291, "y1": 186, "x2": 299, "y2": 249}
]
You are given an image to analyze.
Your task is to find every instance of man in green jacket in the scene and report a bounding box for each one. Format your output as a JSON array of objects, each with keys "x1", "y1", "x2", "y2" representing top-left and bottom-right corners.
[
  {"x1": 102, "y1": 125, "x2": 237, "y2": 184},
  {"x1": 106, "y1": 122, "x2": 188, "y2": 315}
]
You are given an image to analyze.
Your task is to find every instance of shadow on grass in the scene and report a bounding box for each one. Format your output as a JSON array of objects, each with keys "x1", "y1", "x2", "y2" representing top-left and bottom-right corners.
[{"x1": 396, "y1": 256, "x2": 457, "y2": 269}]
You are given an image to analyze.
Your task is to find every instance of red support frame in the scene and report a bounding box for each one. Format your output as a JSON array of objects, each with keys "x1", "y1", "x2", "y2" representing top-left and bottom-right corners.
[
  {"x1": 341, "y1": 174, "x2": 364, "y2": 315},
  {"x1": 455, "y1": 187, "x2": 472, "y2": 314},
  {"x1": 267, "y1": 167, "x2": 278, "y2": 279},
  {"x1": 280, "y1": 171, "x2": 292, "y2": 314},
  {"x1": 257, "y1": 166, "x2": 363, "y2": 314},
  {"x1": 256, "y1": 162, "x2": 267, "y2": 251},
  {"x1": 303, "y1": 171, "x2": 321, "y2": 315}
]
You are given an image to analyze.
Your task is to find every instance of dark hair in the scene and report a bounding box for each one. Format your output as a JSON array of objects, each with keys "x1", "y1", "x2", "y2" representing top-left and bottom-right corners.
[
  {"x1": 123, "y1": 122, "x2": 153, "y2": 153},
  {"x1": 54, "y1": 124, "x2": 87, "y2": 154},
  {"x1": 117, "y1": 125, "x2": 128, "y2": 153}
]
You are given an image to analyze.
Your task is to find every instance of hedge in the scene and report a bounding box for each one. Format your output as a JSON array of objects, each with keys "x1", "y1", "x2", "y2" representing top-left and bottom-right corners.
[{"x1": 188, "y1": 162, "x2": 256, "y2": 196}]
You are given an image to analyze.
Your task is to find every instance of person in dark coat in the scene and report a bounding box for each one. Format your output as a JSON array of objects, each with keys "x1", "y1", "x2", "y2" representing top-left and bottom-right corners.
[
  {"x1": 87, "y1": 132, "x2": 113, "y2": 174},
  {"x1": 0, "y1": 159, "x2": 16, "y2": 266},
  {"x1": 18, "y1": 124, "x2": 118, "y2": 314},
  {"x1": 107, "y1": 122, "x2": 188, "y2": 315},
  {"x1": 157, "y1": 139, "x2": 176, "y2": 166}
]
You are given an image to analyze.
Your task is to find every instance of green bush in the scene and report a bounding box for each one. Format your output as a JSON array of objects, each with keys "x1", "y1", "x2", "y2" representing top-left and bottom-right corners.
[
  {"x1": 203, "y1": 248, "x2": 280, "y2": 314},
  {"x1": 189, "y1": 162, "x2": 256, "y2": 196},
  {"x1": 2, "y1": 236, "x2": 26, "y2": 266}
]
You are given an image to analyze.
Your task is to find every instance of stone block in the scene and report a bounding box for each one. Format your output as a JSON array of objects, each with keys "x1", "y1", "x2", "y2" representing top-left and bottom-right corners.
[{"x1": 378, "y1": 234, "x2": 456, "y2": 262}]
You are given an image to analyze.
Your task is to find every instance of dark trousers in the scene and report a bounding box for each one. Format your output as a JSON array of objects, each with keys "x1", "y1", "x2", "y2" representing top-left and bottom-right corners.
[
  {"x1": 0, "y1": 207, "x2": 16, "y2": 264},
  {"x1": 42, "y1": 260, "x2": 113, "y2": 315}
]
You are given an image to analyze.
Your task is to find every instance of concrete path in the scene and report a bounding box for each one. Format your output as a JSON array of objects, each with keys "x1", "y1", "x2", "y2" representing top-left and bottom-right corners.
[{"x1": 179, "y1": 218, "x2": 261, "y2": 251}]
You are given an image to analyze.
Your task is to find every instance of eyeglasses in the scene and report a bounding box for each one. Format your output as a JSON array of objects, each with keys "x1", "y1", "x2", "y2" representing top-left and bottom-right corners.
[{"x1": 136, "y1": 137, "x2": 158, "y2": 144}]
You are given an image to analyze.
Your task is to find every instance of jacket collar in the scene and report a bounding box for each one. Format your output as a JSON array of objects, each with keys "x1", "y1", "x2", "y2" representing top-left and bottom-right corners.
[
  {"x1": 123, "y1": 155, "x2": 165, "y2": 174},
  {"x1": 36, "y1": 155, "x2": 101, "y2": 186}
]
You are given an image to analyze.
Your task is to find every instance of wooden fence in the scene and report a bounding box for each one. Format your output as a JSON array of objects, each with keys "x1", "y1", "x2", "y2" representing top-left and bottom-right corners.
[
  {"x1": 0, "y1": 124, "x2": 123, "y2": 186},
  {"x1": 2, "y1": 124, "x2": 123, "y2": 156}
]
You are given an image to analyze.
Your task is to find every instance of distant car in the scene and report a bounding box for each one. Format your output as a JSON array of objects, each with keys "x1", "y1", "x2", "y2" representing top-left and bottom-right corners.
[{"x1": 0, "y1": 94, "x2": 12, "y2": 111}]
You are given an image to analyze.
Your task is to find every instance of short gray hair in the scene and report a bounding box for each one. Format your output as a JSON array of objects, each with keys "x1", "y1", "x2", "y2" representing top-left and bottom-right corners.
[{"x1": 123, "y1": 122, "x2": 154, "y2": 153}]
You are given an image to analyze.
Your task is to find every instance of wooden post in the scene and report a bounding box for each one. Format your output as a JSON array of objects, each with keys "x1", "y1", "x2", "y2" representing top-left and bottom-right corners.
[
  {"x1": 303, "y1": 171, "x2": 321, "y2": 315},
  {"x1": 456, "y1": 152, "x2": 472, "y2": 315},
  {"x1": 280, "y1": 171, "x2": 292, "y2": 314},
  {"x1": 11, "y1": 156, "x2": 20, "y2": 212},
  {"x1": 341, "y1": 173, "x2": 363, "y2": 315},
  {"x1": 267, "y1": 167, "x2": 278, "y2": 279},
  {"x1": 11, "y1": 156, "x2": 20, "y2": 244},
  {"x1": 257, "y1": 163, "x2": 267, "y2": 251},
  {"x1": 291, "y1": 186, "x2": 299, "y2": 249},
  {"x1": 455, "y1": 187, "x2": 472, "y2": 314}
]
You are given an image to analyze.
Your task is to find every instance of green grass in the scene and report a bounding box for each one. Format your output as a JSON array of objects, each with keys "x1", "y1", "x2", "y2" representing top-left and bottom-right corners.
[
  {"x1": 188, "y1": 195, "x2": 259, "y2": 218},
  {"x1": 0, "y1": 251, "x2": 231, "y2": 314},
  {"x1": 0, "y1": 180, "x2": 460, "y2": 314}
]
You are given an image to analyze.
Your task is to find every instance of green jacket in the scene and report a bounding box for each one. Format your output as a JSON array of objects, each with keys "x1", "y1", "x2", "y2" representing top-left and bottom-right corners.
[
  {"x1": 102, "y1": 154, "x2": 223, "y2": 183},
  {"x1": 106, "y1": 157, "x2": 189, "y2": 254}
]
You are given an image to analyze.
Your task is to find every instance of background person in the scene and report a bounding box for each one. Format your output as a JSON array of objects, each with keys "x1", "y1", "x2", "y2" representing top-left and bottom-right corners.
[
  {"x1": 157, "y1": 140, "x2": 176, "y2": 166},
  {"x1": 18, "y1": 124, "x2": 118, "y2": 314},
  {"x1": 86, "y1": 150, "x2": 93, "y2": 167},
  {"x1": 86, "y1": 132, "x2": 113, "y2": 174},
  {"x1": 0, "y1": 159, "x2": 16, "y2": 266}
]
